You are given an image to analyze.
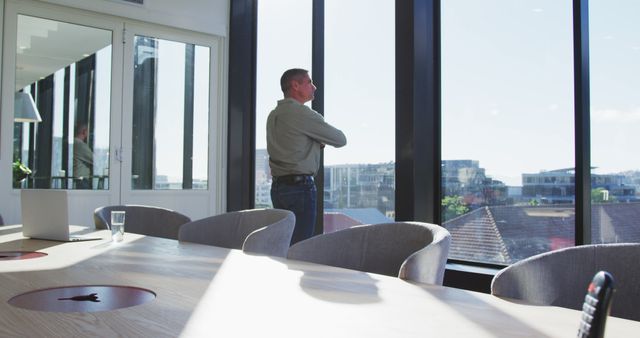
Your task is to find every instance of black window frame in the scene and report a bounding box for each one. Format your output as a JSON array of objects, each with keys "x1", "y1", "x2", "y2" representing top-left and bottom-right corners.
[{"x1": 227, "y1": 0, "x2": 592, "y2": 293}]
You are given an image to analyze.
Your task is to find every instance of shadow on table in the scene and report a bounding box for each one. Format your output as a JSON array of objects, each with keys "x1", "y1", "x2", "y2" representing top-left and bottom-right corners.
[
  {"x1": 0, "y1": 225, "x2": 23, "y2": 236},
  {"x1": 0, "y1": 238, "x2": 62, "y2": 252},
  {"x1": 82, "y1": 241, "x2": 226, "y2": 282},
  {"x1": 286, "y1": 260, "x2": 382, "y2": 304}
]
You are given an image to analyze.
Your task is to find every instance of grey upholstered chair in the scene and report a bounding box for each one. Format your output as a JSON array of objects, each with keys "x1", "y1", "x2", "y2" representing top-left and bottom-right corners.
[
  {"x1": 178, "y1": 208, "x2": 295, "y2": 258},
  {"x1": 94, "y1": 205, "x2": 191, "y2": 240},
  {"x1": 491, "y1": 243, "x2": 640, "y2": 321},
  {"x1": 287, "y1": 222, "x2": 451, "y2": 285}
]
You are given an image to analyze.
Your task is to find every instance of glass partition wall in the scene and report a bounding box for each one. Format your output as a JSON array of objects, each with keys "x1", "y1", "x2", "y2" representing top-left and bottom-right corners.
[
  {"x1": 589, "y1": 0, "x2": 640, "y2": 244},
  {"x1": 4, "y1": 1, "x2": 221, "y2": 225},
  {"x1": 11, "y1": 16, "x2": 212, "y2": 192},
  {"x1": 13, "y1": 15, "x2": 111, "y2": 190},
  {"x1": 238, "y1": 1, "x2": 640, "y2": 270},
  {"x1": 322, "y1": 0, "x2": 395, "y2": 233},
  {"x1": 254, "y1": 0, "x2": 395, "y2": 233},
  {"x1": 130, "y1": 35, "x2": 210, "y2": 190},
  {"x1": 441, "y1": 1, "x2": 575, "y2": 265},
  {"x1": 254, "y1": 0, "x2": 313, "y2": 207}
]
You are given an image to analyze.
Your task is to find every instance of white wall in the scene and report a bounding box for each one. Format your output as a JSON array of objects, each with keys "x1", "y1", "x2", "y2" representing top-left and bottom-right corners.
[{"x1": 39, "y1": 0, "x2": 229, "y2": 36}]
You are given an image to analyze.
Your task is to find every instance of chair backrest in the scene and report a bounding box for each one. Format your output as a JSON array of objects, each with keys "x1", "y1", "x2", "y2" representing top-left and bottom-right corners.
[
  {"x1": 491, "y1": 243, "x2": 640, "y2": 321},
  {"x1": 178, "y1": 208, "x2": 295, "y2": 258},
  {"x1": 94, "y1": 205, "x2": 191, "y2": 240},
  {"x1": 287, "y1": 222, "x2": 451, "y2": 285}
]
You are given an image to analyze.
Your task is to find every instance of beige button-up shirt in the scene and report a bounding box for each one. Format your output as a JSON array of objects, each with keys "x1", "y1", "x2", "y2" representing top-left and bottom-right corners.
[{"x1": 267, "y1": 98, "x2": 346, "y2": 177}]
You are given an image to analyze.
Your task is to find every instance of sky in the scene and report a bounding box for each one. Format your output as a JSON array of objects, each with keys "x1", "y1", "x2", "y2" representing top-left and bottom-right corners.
[
  {"x1": 589, "y1": 0, "x2": 640, "y2": 175},
  {"x1": 145, "y1": 40, "x2": 210, "y2": 182},
  {"x1": 256, "y1": 0, "x2": 395, "y2": 168},
  {"x1": 256, "y1": 0, "x2": 640, "y2": 187}
]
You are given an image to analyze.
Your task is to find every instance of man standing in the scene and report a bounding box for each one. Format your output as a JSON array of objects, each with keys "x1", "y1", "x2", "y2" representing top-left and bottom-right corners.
[
  {"x1": 267, "y1": 68, "x2": 347, "y2": 245},
  {"x1": 73, "y1": 124, "x2": 93, "y2": 189}
]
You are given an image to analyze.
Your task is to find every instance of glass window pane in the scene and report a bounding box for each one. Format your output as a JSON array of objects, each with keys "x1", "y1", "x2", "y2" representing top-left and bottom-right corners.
[
  {"x1": 93, "y1": 47, "x2": 112, "y2": 185},
  {"x1": 255, "y1": 0, "x2": 313, "y2": 207},
  {"x1": 131, "y1": 36, "x2": 210, "y2": 190},
  {"x1": 441, "y1": 1, "x2": 574, "y2": 265},
  {"x1": 13, "y1": 15, "x2": 111, "y2": 190},
  {"x1": 193, "y1": 46, "x2": 210, "y2": 188},
  {"x1": 323, "y1": 0, "x2": 395, "y2": 233},
  {"x1": 590, "y1": 0, "x2": 640, "y2": 244}
]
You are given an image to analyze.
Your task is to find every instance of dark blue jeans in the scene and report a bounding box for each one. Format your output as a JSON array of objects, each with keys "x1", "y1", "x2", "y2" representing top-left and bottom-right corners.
[{"x1": 271, "y1": 178, "x2": 317, "y2": 245}]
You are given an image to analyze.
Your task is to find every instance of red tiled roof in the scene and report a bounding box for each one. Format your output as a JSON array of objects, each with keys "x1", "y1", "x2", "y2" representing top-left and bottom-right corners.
[
  {"x1": 323, "y1": 212, "x2": 362, "y2": 234},
  {"x1": 444, "y1": 207, "x2": 510, "y2": 265},
  {"x1": 445, "y1": 203, "x2": 640, "y2": 265}
]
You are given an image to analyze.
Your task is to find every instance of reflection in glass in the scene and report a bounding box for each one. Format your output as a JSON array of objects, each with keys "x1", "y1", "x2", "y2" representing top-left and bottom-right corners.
[
  {"x1": 13, "y1": 15, "x2": 112, "y2": 190},
  {"x1": 590, "y1": 1, "x2": 640, "y2": 244},
  {"x1": 441, "y1": 1, "x2": 574, "y2": 265},
  {"x1": 131, "y1": 36, "x2": 210, "y2": 190}
]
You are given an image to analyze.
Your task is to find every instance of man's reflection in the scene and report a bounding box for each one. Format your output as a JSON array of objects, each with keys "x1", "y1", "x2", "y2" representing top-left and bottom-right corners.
[{"x1": 73, "y1": 124, "x2": 93, "y2": 189}]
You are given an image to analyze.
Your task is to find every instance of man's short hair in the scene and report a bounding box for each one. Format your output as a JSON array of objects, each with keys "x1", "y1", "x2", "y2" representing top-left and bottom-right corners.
[
  {"x1": 280, "y1": 68, "x2": 309, "y2": 94},
  {"x1": 74, "y1": 123, "x2": 88, "y2": 136}
]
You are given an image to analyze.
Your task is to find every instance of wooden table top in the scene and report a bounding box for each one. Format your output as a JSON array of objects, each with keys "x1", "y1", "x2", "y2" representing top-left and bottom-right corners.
[{"x1": 0, "y1": 225, "x2": 637, "y2": 337}]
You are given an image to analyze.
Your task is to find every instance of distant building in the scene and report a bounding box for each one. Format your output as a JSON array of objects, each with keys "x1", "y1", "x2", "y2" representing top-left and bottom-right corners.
[
  {"x1": 620, "y1": 171, "x2": 640, "y2": 195},
  {"x1": 254, "y1": 151, "x2": 396, "y2": 228},
  {"x1": 324, "y1": 162, "x2": 394, "y2": 215},
  {"x1": 255, "y1": 182, "x2": 272, "y2": 208},
  {"x1": 592, "y1": 173, "x2": 637, "y2": 202},
  {"x1": 255, "y1": 148, "x2": 270, "y2": 179},
  {"x1": 522, "y1": 168, "x2": 637, "y2": 204},
  {"x1": 442, "y1": 160, "x2": 508, "y2": 208},
  {"x1": 323, "y1": 162, "x2": 395, "y2": 232},
  {"x1": 522, "y1": 168, "x2": 575, "y2": 204},
  {"x1": 255, "y1": 149, "x2": 272, "y2": 207},
  {"x1": 153, "y1": 175, "x2": 207, "y2": 190},
  {"x1": 192, "y1": 179, "x2": 208, "y2": 190}
]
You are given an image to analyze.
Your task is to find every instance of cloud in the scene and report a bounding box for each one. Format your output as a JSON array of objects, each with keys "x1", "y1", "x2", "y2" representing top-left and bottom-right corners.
[{"x1": 592, "y1": 108, "x2": 640, "y2": 122}]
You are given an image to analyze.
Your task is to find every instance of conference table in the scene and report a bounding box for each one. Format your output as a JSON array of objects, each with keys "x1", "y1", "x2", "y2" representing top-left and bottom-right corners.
[{"x1": 0, "y1": 225, "x2": 637, "y2": 337}]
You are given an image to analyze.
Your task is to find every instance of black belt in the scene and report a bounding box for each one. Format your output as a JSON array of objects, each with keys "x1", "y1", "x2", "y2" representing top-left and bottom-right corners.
[{"x1": 273, "y1": 174, "x2": 313, "y2": 185}]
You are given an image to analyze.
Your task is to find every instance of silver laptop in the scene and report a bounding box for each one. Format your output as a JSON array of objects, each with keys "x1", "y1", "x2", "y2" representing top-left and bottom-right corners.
[{"x1": 21, "y1": 189, "x2": 102, "y2": 242}]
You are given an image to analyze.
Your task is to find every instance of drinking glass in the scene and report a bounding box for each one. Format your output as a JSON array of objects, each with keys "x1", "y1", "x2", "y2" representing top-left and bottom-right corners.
[{"x1": 110, "y1": 211, "x2": 125, "y2": 242}]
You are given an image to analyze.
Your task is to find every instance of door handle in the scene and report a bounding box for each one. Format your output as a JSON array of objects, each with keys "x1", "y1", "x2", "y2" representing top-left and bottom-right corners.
[{"x1": 115, "y1": 147, "x2": 124, "y2": 162}]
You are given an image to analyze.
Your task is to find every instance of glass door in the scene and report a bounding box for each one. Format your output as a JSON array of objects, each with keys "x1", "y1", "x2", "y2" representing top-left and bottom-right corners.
[
  {"x1": 2, "y1": 1, "x2": 223, "y2": 225},
  {"x1": 2, "y1": 1, "x2": 123, "y2": 226},
  {"x1": 120, "y1": 23, "x2": 222, "y2": 219}
]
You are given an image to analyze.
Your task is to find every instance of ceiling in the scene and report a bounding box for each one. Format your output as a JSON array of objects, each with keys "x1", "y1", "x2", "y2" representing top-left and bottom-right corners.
[{"x1": 15, "y1": 15, "x2": 112, "y2": 91}]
